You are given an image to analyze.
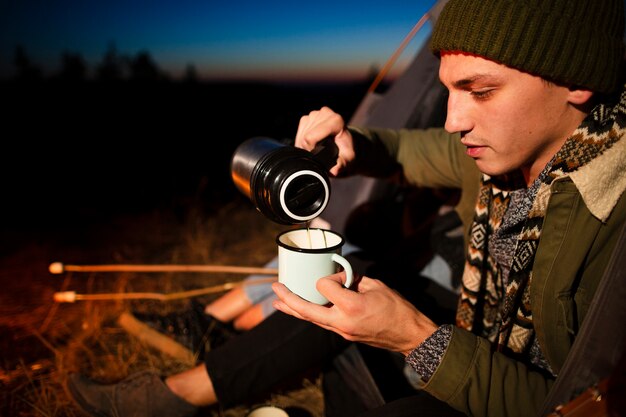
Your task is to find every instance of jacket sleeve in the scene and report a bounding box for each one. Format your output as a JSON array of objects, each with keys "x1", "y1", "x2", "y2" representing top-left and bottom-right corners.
[
  {"x1": 425, "y1": 327, "x2": 555, "y2": 417},
  {"x1": 349, "y1": 126, "x2": 481, "y2": 229},
  {"x1": 348, "y1": 126, "x2": 466, "y2": 186}
]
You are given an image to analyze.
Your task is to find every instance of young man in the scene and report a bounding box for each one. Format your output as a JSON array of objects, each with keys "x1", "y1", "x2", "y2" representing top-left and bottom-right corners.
[{"x1": 66, "y1": 0, "x2": 626, "y2": 416}]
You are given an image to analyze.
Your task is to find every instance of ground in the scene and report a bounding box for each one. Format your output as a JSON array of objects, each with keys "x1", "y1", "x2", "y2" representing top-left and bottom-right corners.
[{"x1": 0, "y1": 199, "x2": 325, "y2": 417}]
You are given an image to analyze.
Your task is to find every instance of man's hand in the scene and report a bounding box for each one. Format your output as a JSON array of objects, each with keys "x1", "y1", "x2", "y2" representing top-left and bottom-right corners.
[
  {"x1": 272, "y1": 272, "x2": 438, "y2": 356},
  {"x1": 295, "y1": 106, "x2": 356, "y2": 177}
]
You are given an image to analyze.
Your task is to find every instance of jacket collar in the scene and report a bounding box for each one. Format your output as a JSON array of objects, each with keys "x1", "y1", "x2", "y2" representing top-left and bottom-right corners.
[
  {"x1": 568, "y1": 135, "x2": 626, "y2": 222},
  {"x1": 568, "y1": 90, "x2": 626, "y2": 223}
]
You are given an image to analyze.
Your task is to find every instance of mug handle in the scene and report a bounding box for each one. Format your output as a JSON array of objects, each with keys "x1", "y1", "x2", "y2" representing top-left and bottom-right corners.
[{"x1": 331, "y1": 253, "x2": 353, "y2": 288}]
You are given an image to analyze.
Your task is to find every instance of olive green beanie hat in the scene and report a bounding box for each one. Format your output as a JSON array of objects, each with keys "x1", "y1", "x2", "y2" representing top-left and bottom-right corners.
[{"x1": 431, "y1": 0, "x2": 625, "y2": 93}]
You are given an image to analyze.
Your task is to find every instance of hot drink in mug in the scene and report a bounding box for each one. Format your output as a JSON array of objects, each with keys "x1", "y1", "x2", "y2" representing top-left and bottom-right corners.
[{"x1": 276, "y1": 228, "x2": 353, "y2": 305}]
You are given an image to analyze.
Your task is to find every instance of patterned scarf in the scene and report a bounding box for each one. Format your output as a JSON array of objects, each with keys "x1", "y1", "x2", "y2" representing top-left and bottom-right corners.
[{"x1": 457, "y1": 87, "x2": 626, "y2": 359}]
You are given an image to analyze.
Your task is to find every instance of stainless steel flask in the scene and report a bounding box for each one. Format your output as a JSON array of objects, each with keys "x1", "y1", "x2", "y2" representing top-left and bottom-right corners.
[{"x1": 230, "y1": 137, "x2": 337, "y2": 224}]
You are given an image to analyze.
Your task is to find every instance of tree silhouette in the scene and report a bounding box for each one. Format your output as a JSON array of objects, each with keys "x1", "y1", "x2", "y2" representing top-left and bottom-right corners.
[
  {"x1": 95, "y1": 42, "x2": 127, "y2": 82},
  {"x1": 128, "y1": 51, "x2": 162, "y2": 82},
  {"x1": 14, "y1": 45, "x2": 42, "y2": 82},
  {"x1": 58, "y1": 52, "x2": 88, "y2": 82},
  {"x1": 183, "y1": 63, "x2": 198, "y2": 84}
]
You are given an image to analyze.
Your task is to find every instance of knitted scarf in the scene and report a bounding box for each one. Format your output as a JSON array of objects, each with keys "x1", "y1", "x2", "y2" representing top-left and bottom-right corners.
[{"x1": 457, "y1": 87, "x2": 626, "y2": 358}]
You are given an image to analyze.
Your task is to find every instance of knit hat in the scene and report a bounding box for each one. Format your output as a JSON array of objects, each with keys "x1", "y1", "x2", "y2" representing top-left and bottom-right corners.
[{"x1": 430, "y1": 0, "x2": 625, "y2": 93}]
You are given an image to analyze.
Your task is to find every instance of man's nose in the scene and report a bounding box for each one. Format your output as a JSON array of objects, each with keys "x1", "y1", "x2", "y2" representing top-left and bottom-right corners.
[{"x1": 444, "y1": 94, "x2": 471, "y2": 133}]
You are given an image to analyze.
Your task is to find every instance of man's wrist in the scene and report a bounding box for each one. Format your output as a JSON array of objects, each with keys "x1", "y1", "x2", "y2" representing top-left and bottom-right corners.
[{"x1": 405, "y1": 324, "x2": 454, "y2": 385}]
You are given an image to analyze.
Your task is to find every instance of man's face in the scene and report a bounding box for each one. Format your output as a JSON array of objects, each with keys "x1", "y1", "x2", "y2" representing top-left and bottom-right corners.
[{"x1": 439, "y1": 53, "x2": 581, "y2": 184}]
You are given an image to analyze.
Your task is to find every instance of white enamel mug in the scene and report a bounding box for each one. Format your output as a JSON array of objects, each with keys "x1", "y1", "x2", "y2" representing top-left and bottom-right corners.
[
  {"x1": 276, "y1": 228, "x2": 353, "y2": 305},
  {"x1": 246, "y1": 405, "x2": 289, "y2": 417}
]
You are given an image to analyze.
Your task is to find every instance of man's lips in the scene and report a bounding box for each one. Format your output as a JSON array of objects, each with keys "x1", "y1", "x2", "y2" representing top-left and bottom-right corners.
[{"x1": 462, "y1": 141, "x2": 485, "y2": 158}]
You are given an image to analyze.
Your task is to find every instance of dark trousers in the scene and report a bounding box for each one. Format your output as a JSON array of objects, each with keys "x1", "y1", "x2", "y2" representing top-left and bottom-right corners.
[{"x1": 204, "y1": 311, "x2": 465, "y2": 416}]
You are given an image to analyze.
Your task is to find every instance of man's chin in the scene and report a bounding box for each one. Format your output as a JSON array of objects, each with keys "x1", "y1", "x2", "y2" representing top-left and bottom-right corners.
[{"x1": 474, "y1": 162, "x2": 514, "y2": 178}]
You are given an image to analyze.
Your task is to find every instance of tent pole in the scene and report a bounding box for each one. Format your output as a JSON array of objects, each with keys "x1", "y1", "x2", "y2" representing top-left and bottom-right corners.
[{"x1": 368, "y1": 11, "x2": 431, "y2": 93}]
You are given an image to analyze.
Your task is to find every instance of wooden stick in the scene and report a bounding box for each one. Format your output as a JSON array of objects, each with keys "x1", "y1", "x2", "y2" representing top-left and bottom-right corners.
[
  {"x1": 53, "y1": 276, "x2": 278, "y2": 303},
  {"x1": 117, "y1": 312, "x2": 196, "y2": 363},
  {"x1": 49, "y1": 262, "x2": 277, "y2": 275}
]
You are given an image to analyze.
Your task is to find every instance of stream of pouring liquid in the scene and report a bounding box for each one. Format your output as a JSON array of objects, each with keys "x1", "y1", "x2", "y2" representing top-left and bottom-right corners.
[{"x1": 305, "y1": 221, "x2": 328, "y2": 249}]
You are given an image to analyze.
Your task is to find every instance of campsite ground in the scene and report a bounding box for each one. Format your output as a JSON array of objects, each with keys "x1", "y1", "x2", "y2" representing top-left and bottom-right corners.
[
  {"x1": 0, "y1": 76, "x2": 371, "y2": 416},
  {"x1": 0, "y1": 194, "x2": 329, "y2": 416}
]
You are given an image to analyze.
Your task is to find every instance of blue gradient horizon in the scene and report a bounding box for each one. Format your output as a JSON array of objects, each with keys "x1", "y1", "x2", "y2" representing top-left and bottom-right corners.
[{"x1": 0, "y1": 0, "x2": 435, "y2": 81}]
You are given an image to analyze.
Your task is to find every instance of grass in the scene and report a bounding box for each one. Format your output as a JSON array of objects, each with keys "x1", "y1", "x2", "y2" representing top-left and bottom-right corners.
[{"x1": 1, "y1": 199, "x2": 325, "y2": 416}]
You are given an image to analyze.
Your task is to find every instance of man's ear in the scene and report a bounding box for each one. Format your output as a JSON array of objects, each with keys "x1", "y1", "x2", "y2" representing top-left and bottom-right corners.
[{"x1": 567, "y1": 87, "x2": 594, "y2": 105}]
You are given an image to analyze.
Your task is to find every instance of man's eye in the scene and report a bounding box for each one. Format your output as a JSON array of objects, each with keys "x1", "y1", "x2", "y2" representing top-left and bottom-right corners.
[{"x1": 471, "y1": 89, "x2": 494, "y2": 100}]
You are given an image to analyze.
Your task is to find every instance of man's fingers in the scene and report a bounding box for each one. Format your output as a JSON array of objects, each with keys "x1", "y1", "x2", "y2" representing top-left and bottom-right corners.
[
  {"x1": 272, "y1": 282, "x2": 332, "y2": 323},
  {"x1": 318, "y1": 271, "x2": 347, "y2": 285},
  {"x1": 272, "y1": 283, "x2": 342, "y2": 334},
  {"x1": 316, "y1": 274, "x2": 365, "y2": 308},
  {"x1": 295, "y1": 107, "x2": 344, "y2": 152},
  {"x1": 272, "y1": 298, "x2": 305, "y2": 321}
]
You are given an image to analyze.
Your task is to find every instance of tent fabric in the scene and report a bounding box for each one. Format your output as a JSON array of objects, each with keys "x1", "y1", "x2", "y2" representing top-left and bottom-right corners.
[{"x1": 319, "y1": 0, "x2": 450, "y2": 234}]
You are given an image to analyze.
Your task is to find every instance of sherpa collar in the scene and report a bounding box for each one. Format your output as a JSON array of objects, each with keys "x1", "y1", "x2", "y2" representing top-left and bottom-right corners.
[{"x1": 569, "y1": 131, "x2": 626, "y2": 222}]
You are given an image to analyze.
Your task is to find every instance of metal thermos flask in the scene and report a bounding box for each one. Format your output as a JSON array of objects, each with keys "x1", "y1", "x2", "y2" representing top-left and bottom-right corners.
[{"x1": 230, "y1": 137, "x2": 337, "y2": 224}]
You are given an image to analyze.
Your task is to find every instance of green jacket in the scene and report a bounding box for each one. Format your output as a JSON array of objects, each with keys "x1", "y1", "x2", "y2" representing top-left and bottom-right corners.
[{"x1": 349, "y1": 125, "x2": 626, "y2": 416}]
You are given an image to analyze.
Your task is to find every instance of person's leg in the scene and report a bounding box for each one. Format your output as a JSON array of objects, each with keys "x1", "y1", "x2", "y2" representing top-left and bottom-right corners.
[
  {"x1": 233, "y1": 293, "x2": 278, "y2": 330},
  {"x1": 204, "y1": 286, "x2": 254, "y2": 322},
  {"x1": 205, "y1": 311, "x2": 351, "y2": 408},
  {"x1": 357, "y1": 392, "x2": 466, "y2": 417},
  {"x1": 128, "y1": 274, "x2": 276, "y2": 353},
  {"x1": 128, "y1": 297, "x2": 239, "y2": 354},
  {"x1": 66, "y1": 311, "x2": 350, "y2": 416},
  {"x1": 165, "y1": 363, "x2": 218, "y2": 406},
  {"x1": 232, "y1": 302, "x2": 265, "y2": 330},
  {"x1": 205, "y1": 261, "x2": 277, "y2": 324},
  {"x1": 164, "y1": 311, "x2": 349, "y2": 407},
  {"x1": 169, "y1": 310, "x2": 351, "y2": 408}
]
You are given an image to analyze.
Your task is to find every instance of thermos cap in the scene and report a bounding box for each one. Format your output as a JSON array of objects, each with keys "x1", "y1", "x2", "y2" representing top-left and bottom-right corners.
[{"x1": 231, "y1": 137, "x2": 333, "y2": 224}]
